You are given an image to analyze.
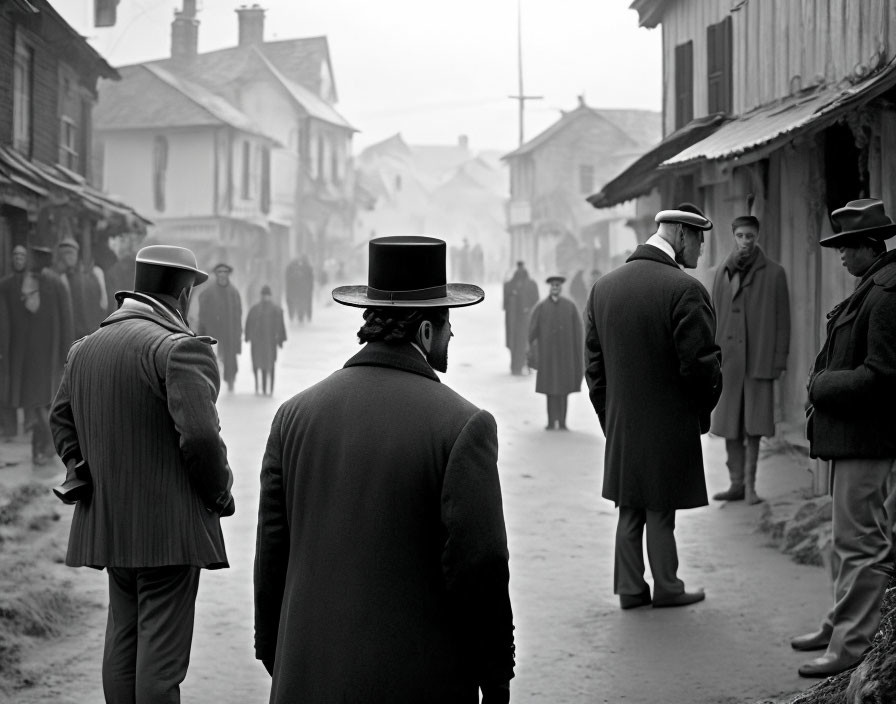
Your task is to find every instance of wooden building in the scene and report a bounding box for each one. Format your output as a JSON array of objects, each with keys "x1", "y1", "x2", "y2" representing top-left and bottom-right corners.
[{"x1": 590, "y1": 0, "x2": 896, "y2": 439}]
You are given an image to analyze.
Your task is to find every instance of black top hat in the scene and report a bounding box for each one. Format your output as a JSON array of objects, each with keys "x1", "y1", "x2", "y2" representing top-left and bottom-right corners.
[
  {"x1": 213, "y1": 263, "x2": 234, "y2": 274},
  {"x1": 135, "y1": 245, "x2": 208, "y2": 286},
  {"x1": 546, "y1": 275, "x2": 566, "y2": 284},
  {"x1": 332, "y1": 236, "x2": 484, "y2": 308},
  {"x1": 655, "y1": 202, "x2": 713, "y2": 231},
  {"x1": 821, "y1": 198, "x2": 896, "y2": 247}
]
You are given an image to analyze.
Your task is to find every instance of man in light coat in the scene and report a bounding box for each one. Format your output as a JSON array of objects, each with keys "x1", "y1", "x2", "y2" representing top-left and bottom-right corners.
[
  {"x1": 50, "y1": 245, "x2": 235, "y2": 703},
  {"x1": 710, "y1": 215, "x2": 790, "y2": 504},
  {"x1": 584, "y1": 204, "x2": 722, "y2": 610},
  {"x1": 254, "y1": 236, "x2": 515, "y2": 704},
  {"x1": 792, "y1": 199, "x2": 896, "y2": 678}
]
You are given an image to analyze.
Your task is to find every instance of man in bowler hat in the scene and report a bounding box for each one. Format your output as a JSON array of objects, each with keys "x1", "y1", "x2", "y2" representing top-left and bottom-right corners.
[
  {"x1": 584, "y1": 203, "x2": 722, "y2": 609},
  {"x1": 50, "y1": 245, "x2": 235, "y2": 702},
  {"x1": 792, "y1": 198, "x2": 896, "y2": 677},
  {"x1": 254, "y1": 236, "x2": 515, "y2": 703},
  {"x1": 198, "y1": 263, "x2": 243, "y2": 392}
]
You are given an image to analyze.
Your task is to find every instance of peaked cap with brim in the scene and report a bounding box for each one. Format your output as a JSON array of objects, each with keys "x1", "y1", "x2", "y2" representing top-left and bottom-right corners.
[
  {"x1": 655, "y1": 203, "x2": 713, "y2": 231},
  {"x1": 820, "y1": 198, "x2": 896, "y2": 247},
  {"x1": 332, "y1": 236, "x2": 484, "y2": 308}
]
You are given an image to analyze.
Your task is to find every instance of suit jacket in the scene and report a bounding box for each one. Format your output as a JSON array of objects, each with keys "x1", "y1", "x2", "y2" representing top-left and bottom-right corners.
[
  {"x1": 585, "y1": 245, "x2": 722, "y2": 511},
  {"x1": 808, "y1": 250, "x2": 896, "y2": 460},
  {"x1": 254, "y1": 342, "x2": 515, "y2": 704},
  {"x1": 50, "y1": 292, "x2": 233, "y2": 569}
]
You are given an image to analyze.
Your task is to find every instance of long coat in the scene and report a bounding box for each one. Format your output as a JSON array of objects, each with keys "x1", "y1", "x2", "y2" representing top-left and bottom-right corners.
[
  {"x1": 245, "y1": 299, "x2": 287, "y2": 371},
  {"x1": 50, "y1": 292, "x2": 233, "y2": 569},
  {"x1": 585, "y1": 245, "x2": 722, "y2": 511},
  {"x1": 0, "y1": 270, "x2": 73, "y2": 408},
  {"x1": 528, "y1": 295, "x2": 583, "y2": 395},
  {"x1": 710, "y1": 247, "x2": 790, "y2": 438},
  {"x1": 503, "y1": 273, "x2": 538, "y2": 351},
  {"x1": 199, "y1": 283, "x2": 242, "y2": 381},
  {"x1": 808, "y1": 250, "x2": 896, "y2": 460},
  {"x1": 255, "y1": 342, "x2": 515, "y2": 704}
]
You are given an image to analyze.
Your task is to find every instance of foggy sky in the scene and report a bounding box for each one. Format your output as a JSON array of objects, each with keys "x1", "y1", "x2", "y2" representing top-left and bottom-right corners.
[{"x1": 53, "y1": 0, "x2": 662, "y2": 151}]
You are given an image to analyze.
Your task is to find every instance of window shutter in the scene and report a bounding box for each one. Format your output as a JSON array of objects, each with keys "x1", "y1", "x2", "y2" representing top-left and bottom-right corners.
[
  {"x1": 675, "y1": 41, "x2": 694, "y2": 129},
  {"x1": 707, "y1": 17, "x2": 732, "y2": 114}
]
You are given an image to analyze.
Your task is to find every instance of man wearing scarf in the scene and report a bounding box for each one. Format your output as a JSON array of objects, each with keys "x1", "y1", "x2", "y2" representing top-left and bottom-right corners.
[{"x1": 710, "y1": 215, "x2": 790, "y2": 504}]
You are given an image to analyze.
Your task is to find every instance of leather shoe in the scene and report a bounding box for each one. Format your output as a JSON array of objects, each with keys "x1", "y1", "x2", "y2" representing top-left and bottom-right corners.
[
  {"x1": 619, "y1": 587, "x2": 652, "y2": 610},
  {"x1": 791, "y1": 629, "x2": 831, "y2": 652},
  {"x1": 653, "y1": 589, "x2": 706, "y2": 608},
  {"x1": 798, "y1": 652, "x2": 861, "y2": 678},
  {"x1": 712, "y1": 485, "x2": 745, "y2": 501}
]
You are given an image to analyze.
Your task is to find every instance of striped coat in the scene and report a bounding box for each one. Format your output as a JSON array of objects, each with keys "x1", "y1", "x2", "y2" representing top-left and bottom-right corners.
[{"x1": 50, "y1": 292, "x2": 233, "y2": 569}]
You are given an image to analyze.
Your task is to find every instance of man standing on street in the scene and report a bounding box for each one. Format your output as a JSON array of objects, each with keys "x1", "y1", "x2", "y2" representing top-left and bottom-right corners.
[
  {"x1": 528, "y1": 275, "x2": 583, "y2": 430},
  {"x1": 0, "y1": 244, "x2": 29, "y2": 439},
  {"x1": 503, "y1": 260, "x2": 538, "y2": 375},
  {"x1": 58, "y1": 236, "x2": 107, "y2": 339},
  {"x1": 710, "y1": 215, "x2": 790, "y2": 504},
  {"x1": 584, "y1": 204, "x2": 722, "y2": 610},
  {"x1": 199, "y1": 263, "x2": 243, "y2": 392},
  {"x1": 255, "y1": 236, "x2": 515, "y2": 704},
  {"x1": 50, "y1": 245, "x2": 235, "y2": 703},
  {"x1": 244, "y1": 284, "x2": 287, "y2": 395},
  {"x1": 792, "y1": 198, "x2": 896, "y2": 678}
]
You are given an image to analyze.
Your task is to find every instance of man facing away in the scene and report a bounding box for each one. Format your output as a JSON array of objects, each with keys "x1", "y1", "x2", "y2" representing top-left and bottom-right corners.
[
  {"x1": 792, "y1": 198, "x2": 896, "y2": 678},
  {"x1": 584, "y1": 204, "x2": 722, "y2": 610},
  {"x1": 244, "y1": 284, "x2": 287, "y2": 395},
  {"x1": 710, "y1": 215, "x2": 790, "y2": 504},
  {"x1": 254, "y1": 236, "x2": 515, "y2": 704},
  {"x1": 198, "y1": 263, "x2": 243, "y2": 392},
  {"x1": 503, "y1": 260, "x2": 539, "y2": 375},
  {"x1": 50, "y1": 245, "x2": 235, "y2": 703}
]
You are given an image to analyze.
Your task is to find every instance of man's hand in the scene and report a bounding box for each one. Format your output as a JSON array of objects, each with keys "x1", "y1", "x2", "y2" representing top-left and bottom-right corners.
[{"x1": 481, "y1": 682, "x2": 510, "y2": 704}]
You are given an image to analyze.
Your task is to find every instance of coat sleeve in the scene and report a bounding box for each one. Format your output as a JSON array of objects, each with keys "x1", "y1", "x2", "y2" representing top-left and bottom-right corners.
[
  {"x1": 254, "y1": 405, "x2": 288, "y2": 664},
  {"x1": 244, "y1": 307, "x2": 255, "y2": 344},
  {"x1": 810, "y1": 289, "x2": 896, "y2": 412},
  {"x1": 527, "y1": 302, "x2": 540, "y2": 344},
  {"x1": 278, "y1": 307, "x2": 287, "y2": 346},
  {"x1": 672, "y1": 283, "x2": 723, "y2": 430},
  {"x1": 571, "y1": 300, "x2": 584, "y2": 383},
  {"x1": 583, "y1": 291, "x2": 607, "y2": 430},
  {"x1": 165, "y1": 335, "x2": 234, "y2": 514},
  {"x1": 441, "y1": 409, "x2": 515, "y2": 687},
  {"x1": 49, "y1": 341, "x2": 84, "y2": 466},
  {"x1": 774, "y1": 266, "x2": 791, "y2": 372},
  {"x1": 233, "y1": 290, "x2": 243, "y2": 355}
]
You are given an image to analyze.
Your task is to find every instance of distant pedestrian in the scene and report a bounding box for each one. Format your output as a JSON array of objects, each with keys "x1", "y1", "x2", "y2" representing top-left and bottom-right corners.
[
  {"x1": 569, "y1": 269, "x2": 588, "y2": 312},
  {"x1": 295, "y1": 255, "x2": 315, "y2": 323},
  {"x1": 50, "y1": 245, "x2": 235, "y2": 703},
  {"x1": 198, "y1": 263, "x2": 242, "y2": 392},
  {"x1": 245, "y1": 284, "x2": 286, "y2": 395},
  {"x1": 0, "y1": 244, "x2": 28, "y2": 439},
  {"x1": 255, "y1": 236, "x2": 515, "y2": 703},
  {"x1": 284, "y1": 258, "x2": 301, "y2": 323},
  {"x1": 503, "y1": 261, "x2": 539, "y2": 375},
  {"x1": 584, "y1": 204, "x2": 721, "y2": 610},
  {"x1": 710, "y1": 215, "x2": 790, "y2": 504},
  {"x1": 792, "y1": 198, "x2": 896, "y2": 678},
  {"x1": 58, "y1": 237, "x2": 107, "y2": 339},
  {"x1": 0, "y1": 244, "x2": 73, "y2": 464},
  {"x1": 528, "y1": 275, "x2": 583, "y2": 430},
  {"x1": 104, "y1": 231, "x2": 142, "y2": 301}
]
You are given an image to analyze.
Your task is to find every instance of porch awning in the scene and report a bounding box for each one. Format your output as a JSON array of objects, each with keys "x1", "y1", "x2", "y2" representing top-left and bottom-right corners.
[
  {"x1": 586, "y1": 113, "x2": 728, "y2": 209},
  {"x1": 661, "y1": 57, "x2": 896, "y2": 169}
]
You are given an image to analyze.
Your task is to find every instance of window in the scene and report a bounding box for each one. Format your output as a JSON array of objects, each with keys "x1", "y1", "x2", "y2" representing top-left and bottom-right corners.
[
  {"x1": 13, "y1": 34, "x2": 33, "y2": 156},
  {"x1": 579, "y1": 165, "x2": 594, "y2": 194},
  {"x1": 153, "y1": 136, "x2": 168, "y2": 212},
  {"x1": 674, "y1": 41, "x2": 694, "y2": 129},
  {"x1": 331, "y1": 139, "x2": 341, "y2": 185},
  {"x1": 707, "y1": 17, "x2": 733, "y2": 114},
  {"x1": 317, "y1": 136, "x2": 325, "y2": 183},
  {"x1": 59, "y1": 117, "x2": 79, "y2": 171},
  {"x1": 58, "y1": 64, "x2": 83, "y2": 172},
  {"x1": 260, "y1": 146, "x2": 271, "y2": 214},
  {"x1": 241, "y1": 140, "x2": 251, "y2": 199}
]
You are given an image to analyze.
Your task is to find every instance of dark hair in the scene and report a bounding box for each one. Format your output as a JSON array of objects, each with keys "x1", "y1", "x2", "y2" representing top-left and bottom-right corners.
[
  {"x1": 357, "y1": 307, "x2": 448, "y2": 345},
  {"x1": 731, "y1": 215, "x2": 760, "y2": 232},
  {"x1": 869, "y1": 238, "x2": 887, "y2": 256}
]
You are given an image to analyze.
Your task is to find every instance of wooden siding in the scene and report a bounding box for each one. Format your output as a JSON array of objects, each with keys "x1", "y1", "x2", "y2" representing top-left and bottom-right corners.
[{"x1": 661, "y1": 0, "x2": 896, "y2": 135}]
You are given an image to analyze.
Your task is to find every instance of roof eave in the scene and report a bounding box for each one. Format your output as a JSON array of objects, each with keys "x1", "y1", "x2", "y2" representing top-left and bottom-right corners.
[{"x1": 629, "y1": 0, "x2": 666, "y2": 29}]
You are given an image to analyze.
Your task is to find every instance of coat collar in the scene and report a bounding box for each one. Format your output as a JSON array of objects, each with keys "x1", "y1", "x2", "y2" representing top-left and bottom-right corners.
[
  {"x1": 627, "y1": 243, "x2": 679, "y2": 269},
  {"x1": 343, "y1": 341, "x2": 440, "y2": 383},
  {"x1": 826, "y1": 250, "x2": 896, "y2": 329},
  {"x1": 101, "y1": 291, "x2": 195, "y2": 337}
]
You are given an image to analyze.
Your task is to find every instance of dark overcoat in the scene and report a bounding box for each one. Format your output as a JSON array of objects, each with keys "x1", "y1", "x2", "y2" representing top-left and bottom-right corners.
[
  {"x1": 63, "y1": 267, "x2": 105, "y2": 339},
  {"x1": 50, "y1": 292, "x2": 233, "y2": 569},
  {"x1": 528, "y1": 295, "x2": 583, "y2": 395},
  {"x1": 503, "y1": 274, "x2": 538, "y2": 352},
  {"x1": 584, "y1": 245, "x2": 722, "y2": 511},
  {"x1": 254, "y1": 342, "x2": 515, "y2": 704},
  {"x1": 245, "y1": 299, "x2": 287, "y2": 372},
  {"x1": 710, "y1": 247, "x2": 790, "y2": 438},
  {"x1": 0, "y1": 270, "x2": 73, "y2": 408},
  {"x1": 198, "y1": 283, "x2": 242, "y2": 358},
  {"x1": 808, "y1": 250, "x2": 896, "y2": 460}
]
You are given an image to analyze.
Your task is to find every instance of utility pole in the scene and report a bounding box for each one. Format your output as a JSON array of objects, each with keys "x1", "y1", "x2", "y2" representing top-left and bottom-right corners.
[{"x1": 508, "y1": 0, "x2": 542, "y2": 147}]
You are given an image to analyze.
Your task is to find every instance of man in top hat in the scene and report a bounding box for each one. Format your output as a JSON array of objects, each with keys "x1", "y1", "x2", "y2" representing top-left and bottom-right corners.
[
  {"x1": 584, "y1": 203, "x2": 722, "y2": 609},
  {"x1": 503, "y1": 260, "x2": 539, "y2": 375},
  {"x1": 244, "y1": 284, "x2": 287, "y2": 395},
  {"x1": 710, "y1": 214, "x2": 791, "y2": 505},
  {"x1": 198, "y1": 263, "x2": 242, "y2": 392},
  {"x1": 50, "y1": 244, "x2": 235, "y2": 702},
  {"x1": 254, "y1": 236, "x2": 515, "y2": 704},
  {"x1": 528, "y1": 275, "x2": 583, "y2": 429},
  {"x1": 791, "y1": 198, "x2": 896, "y2": 678}
]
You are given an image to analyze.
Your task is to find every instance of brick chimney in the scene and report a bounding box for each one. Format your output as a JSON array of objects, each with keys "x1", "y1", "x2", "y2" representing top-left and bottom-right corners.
[
  {"x1": 236, "y1": 4, "x2": 266, "y2": 46},
  {"x1": 171, "y1": 0, "x2": 199, "y2": 62}
]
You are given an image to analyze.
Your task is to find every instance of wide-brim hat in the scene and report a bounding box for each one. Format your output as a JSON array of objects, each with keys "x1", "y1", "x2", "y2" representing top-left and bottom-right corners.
[
  {"x1": 136, "y1": 245, "x2": 208, "y2": 285},
  {"x1": 820, "y1": 198, "x2": 896, "y2": 247},
  {"x1": 655, "y1": 202, "x2": 713, "y2": 231},
  {"x1": 213, "y1": 263, "x2": 234, "y2": 274},
  {"x1": 546, "y1": 275, "x2": 566, "y2": 284},
  {"x1": 332, "y1": 236, "x2": 484, "y2": 308}
]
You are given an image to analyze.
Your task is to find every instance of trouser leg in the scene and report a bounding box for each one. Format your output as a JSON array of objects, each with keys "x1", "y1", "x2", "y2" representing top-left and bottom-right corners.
[
  {"x1": 614, "y1": 506, "x2": 649, "y2": 596},
  {"x1": 30, "y1": 406, "x2": 51, "y2": 459},
  {"x1": 104, "y1": 568, "x2": 139, "y2": 704},
  {"x1": 725, "y1": 435, "x2": 746, "y2": 490},
  {"x1": 261, "y1": 369, "x2": 269, "y2": 395},
  {"x1": 825, "y1": 458, "x2": 896, "y2": 661},
  {"x1": 558, "y1": 395, "x2": 568, "y2": 428},
  {"x1": 269, "y1": 366, "x2": 275, "y2": 394},
  {"x1": 134, "y1": 566, "x2": 200, "y2": 704},
  {"x1": 545, "y1": 395, "x2": 557, "y2": 427},
  {"x1": 645, "y1": 508, "x2": 685, "y2": 599},
  {"x1": 744, "y1": 434, "x2": 762, "y2": 503},
  {"x1": 253, "y1": 369, "x2": 259, "y2": 394}
]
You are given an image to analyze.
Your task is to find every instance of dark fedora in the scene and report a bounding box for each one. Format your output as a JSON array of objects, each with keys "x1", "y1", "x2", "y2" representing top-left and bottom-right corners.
[
  {"x1": 655, "y1": 202, "x2": 713, "y2": 231},
  {"x1": 546, "y1": 275, "x2": 566, "y2": 284},
  {"x1": 332, "y1": 236, "x2": 484, "y2": 308},
  {"x1": 821, "y1": 198, "x2": 896, "y2": 247},
  {"x1": 213, "y1": 263, "x2": 234, "y2": 274},
  {"x1": 135, "y1": 245, "x2": 208, "y2": 285}
]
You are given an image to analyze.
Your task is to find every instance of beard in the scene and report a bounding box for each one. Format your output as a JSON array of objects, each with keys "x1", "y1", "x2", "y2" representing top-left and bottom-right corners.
[{"x1": 427, "y1": 343, "x2": 448, "y2": 373}]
